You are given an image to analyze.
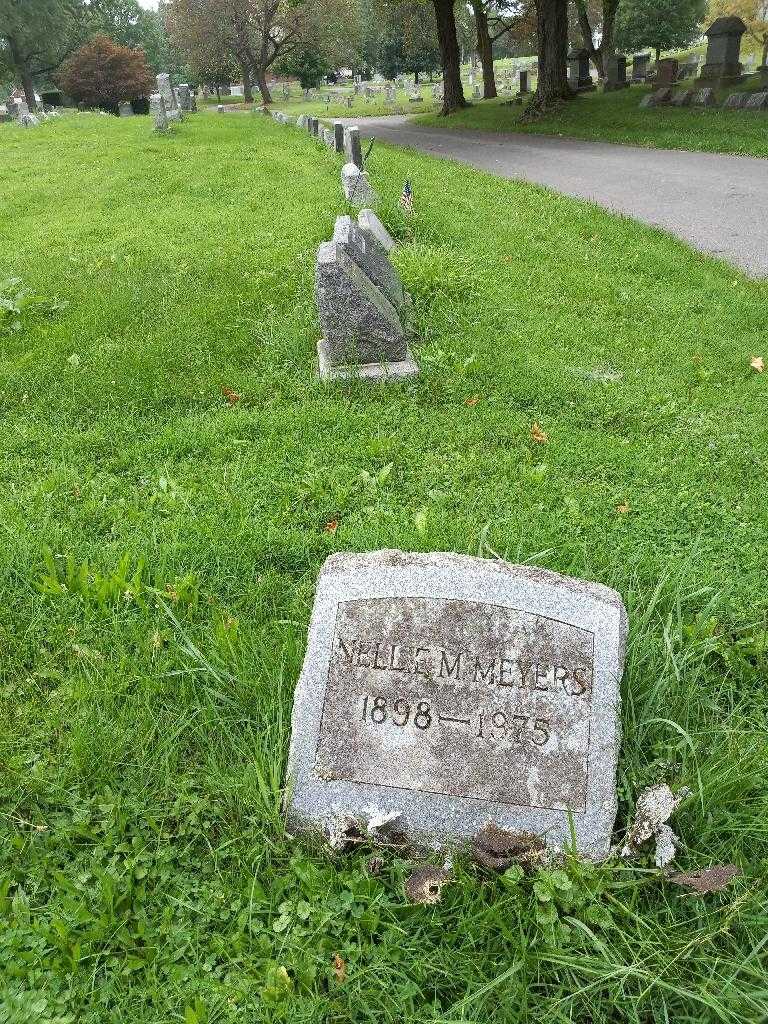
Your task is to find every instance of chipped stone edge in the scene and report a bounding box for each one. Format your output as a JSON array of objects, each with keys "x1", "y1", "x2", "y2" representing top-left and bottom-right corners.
[{"x1": 285, "y1": 550, "x2": 627, "y2": 862}]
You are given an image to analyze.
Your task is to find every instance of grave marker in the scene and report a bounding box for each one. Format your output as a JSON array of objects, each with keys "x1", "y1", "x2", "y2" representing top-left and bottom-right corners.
[
  {"x1": 344, "y1": 125, "x2": 364, "y2": 169},
  {"x1": 286, "y1": 551, "x2": 626, "y2": 859},
  {"x1": 150, "y1": 93, "x2": 170, "y2": 131},
  {"x1": 341, "y1": 162, "x2": 378, "y2": 207}
]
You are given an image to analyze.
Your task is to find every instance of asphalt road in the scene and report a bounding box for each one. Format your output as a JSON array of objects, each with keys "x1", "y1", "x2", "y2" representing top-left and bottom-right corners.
[{"x1": 340, "y1": 116, "x2": 767, "y2": 278}]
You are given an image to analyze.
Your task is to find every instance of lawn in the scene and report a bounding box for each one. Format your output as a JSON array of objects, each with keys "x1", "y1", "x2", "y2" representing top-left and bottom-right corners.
[
  {"x1": 1, "y1": 110, "x2": 767, "y2": 1023},
  {"x1": 417, "y1": 78, "x2": 768, "y2": 158}
]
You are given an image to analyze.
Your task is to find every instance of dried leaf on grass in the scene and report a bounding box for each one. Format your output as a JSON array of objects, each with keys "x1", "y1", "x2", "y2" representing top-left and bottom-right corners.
[
  {"x1": 530, "y1": 421, "x2": 548, "y2": 444},
  {"x1": 669, "y1": 864, "x2": 741, "y2": 894},
  {"x1": 472, "y1": 823, "x2": 545, "y2": 871},
  {"x1": 221, "y1": 386, "x2": 240, "y2": 405},
  {"x1": 750, "y1": 356, "x2": 764, "y2": 373},
  {"x1": 332, "y1": 953, "x2": 346, "y2": 983}
]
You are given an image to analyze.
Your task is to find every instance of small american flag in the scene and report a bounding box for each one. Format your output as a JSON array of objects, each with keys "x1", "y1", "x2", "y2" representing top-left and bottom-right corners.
[{"x1": 399, "y1": 179, "x2": 414, "y2": 214}]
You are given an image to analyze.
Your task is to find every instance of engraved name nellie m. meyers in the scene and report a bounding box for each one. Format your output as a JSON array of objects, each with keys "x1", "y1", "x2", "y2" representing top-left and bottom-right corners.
[{"x1": 313, "y1": 596, "x2": 596, "y2": 813}]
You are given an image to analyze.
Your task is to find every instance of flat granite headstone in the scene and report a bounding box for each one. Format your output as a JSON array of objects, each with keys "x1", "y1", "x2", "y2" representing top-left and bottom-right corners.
[
  {"x1": 118, "y1": 101, "x2": 133, "y2": 117},
  {"x1": 670, "y1": 89, "x2": 694, "y2": 107},
  {"x1": 639, "y1": 87, "x2": 672, "y2": 108},
  {"x1": 286, "y1": 551, "x2": 627, "y2": 860},
  {"x1": 341, "y1": 162, "x2": 378, "y2": 207},
  {"x1": 723, "y1": 92, "x2": 749, "y2": 108},
  {"x1": 692, "y1": 88, "x2": 717, "y2": 107}
]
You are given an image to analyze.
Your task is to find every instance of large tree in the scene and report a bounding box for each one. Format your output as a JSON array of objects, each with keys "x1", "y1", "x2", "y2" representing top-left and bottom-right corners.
[
  {"x1": 0, "y1": 0, "x2": 83, "y2": 110},
  {"x1": 708, "y1": 0, "x2": 768, "y2": 65},
  {"x1": 573, "y1": 0, "x2": 620, "y2": 77},
  {"x1": 526, "y1": 0, "x2": 571, "y2": 114},
  {"x1": 470, "y1": 0, "x2": 536, "y2": 98},
  {"x1": 432, "y1": 0, "x2": 467, "y2": 112},
  {"x1": 57, "y1": 32, "x2": 154, "y2": 110},
  {"x1": 615, "y1": 0, "x2": 706, "y2": 62}
]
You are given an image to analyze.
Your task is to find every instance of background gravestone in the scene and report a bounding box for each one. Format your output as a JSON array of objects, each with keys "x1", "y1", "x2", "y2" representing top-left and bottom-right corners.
[
  {"x1": 286, "y1": 551, "x2": 627, "y2": 860},
  {"x1": 700, "y1": 16, "x2": 747, "y2": 82}
]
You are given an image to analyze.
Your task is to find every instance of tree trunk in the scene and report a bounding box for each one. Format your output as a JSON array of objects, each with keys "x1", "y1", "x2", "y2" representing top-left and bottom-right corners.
[
  {"x1": 240, "y1": 62, "x2": 253, "y2": 102},
  {"x1": 255, "y1": 66, "x2": 272, "y2": 104},
  {"x1": 575, "y1": 0, "x2": 618, "y2": 79},
  {"x1": 415, "y1": 70, "x2": 420, "y2": 84},
  {"x1": 433, "y1": 0, "x2": 468, "y2": 114},
  {"x1": 471, "y1": 0, "x2": 497, "y2": 99},
  {"x1": 655, "y1": 46, "x2": 661, "y2": 64},
  {"x1": 7, "y1": 35, "x2": 37, "y2": 111},
  {"x1": 526, "y1": 0, "x2": 571, "y2": 117},
  {"x1": 762, "y1": 35, "x2": 768, "y2": 66}
]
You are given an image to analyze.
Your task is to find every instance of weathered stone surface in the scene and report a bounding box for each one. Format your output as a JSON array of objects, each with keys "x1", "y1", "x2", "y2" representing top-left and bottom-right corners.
[
  {"x1": 358, "y1": 208, "x2": 397, "y2": 253},
  {"x1": 639, "y1": 87, "x2": 672, "y2": 108},
  {"x1": 156, "y1": 73, "x2": 181, "y2": 118},
  {"x1": 314, "y1": 241, "x2": 406, "y2": 370},
  {"x1": 177, "y1": 84, "x2": 192, "y2": 112},
  {"x1": 297, "y1": 114, "x2": 308, "y2": 129},
  {"x1": 0, "y1": 105, "x2": 11, "y2": 123},
  {"x1": 118, "y1": 101, "x2": 133, "y2": 117},
  {"x1": 341, "y1": 162, "x2": 378, "y2": 207},
  {"x1": 149, "y1": 93, "x2": 169, "y2": 131},
  {"x1": 20, "y1": 112, "x2": 40, "y2": 128},
  {"x1": 344, "y1": 125, "x2": 363, "y2": 169},
  {"x1": 632, "y1": 53, "x2": 651, "y2": 82},
  {"x1": 746, "y1": 90, "x2": 768, "y2": 109},
  {"x1": 286, "y1": 551, "x2": 627, "y2": 860},
  {"x1": 332, "y1": 215, "x2": 406, "y2": 314},
  {"x1": 656, "y1": 58, "x2": 679, "y2": 86},
  {"x1": 723, "y1": 92, "x2": 749, "y2": 108},
  {"x1": 670, "y1": 89, "x2": 694, "y2": 107},
  {"x1": 700, "y1": 15, "x2": 747, "y2": 81},
  {"x1": 692, "y1": 88, "x2": 717, "y2": 106},
  {"x1": 333, "y1": 120, "x2": 345, "y2": 153}
]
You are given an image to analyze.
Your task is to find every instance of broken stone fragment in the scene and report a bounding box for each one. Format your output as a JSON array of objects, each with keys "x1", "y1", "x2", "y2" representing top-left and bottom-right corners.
[
  {"x1": 472, "y1": 823, "x2": 546, "y2": 871},
  {"x1": 620, "y1": 783, "x2": 691, "y2": 867},
  {"x1": 404, "y1": 865, "x2": 452, "y2": 904}
]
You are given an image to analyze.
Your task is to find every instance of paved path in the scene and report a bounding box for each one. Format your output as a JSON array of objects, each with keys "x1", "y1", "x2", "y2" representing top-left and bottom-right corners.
[{"x1": 341, "y1": 116, "x2": 767, "y2": 277}]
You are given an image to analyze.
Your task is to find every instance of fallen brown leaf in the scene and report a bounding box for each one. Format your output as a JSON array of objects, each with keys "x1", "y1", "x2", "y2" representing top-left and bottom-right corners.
[
  {"x1": 221, "y1": 386, "x2": 241, "y2": 405},
  {"x1": 530, "y1": 421, "x2": 548, "y2": 444},
  {"x1": 324, "y1": 520, "x2": 339, "y2": 534},
  {"x1": 332, "y1": 953, "x2": 346, "y2": 983},
  {"x1": 750, "y1": 356, "x2": 764, "y2": 373},
  {"x1": 616, "y1": 503, "x2": 630, "y2": 515},
  {"x1": 464, "y1": 395, "x2": 480, "y2": 407},
  {"x1": 472, "y1": 823, "x2": 545, "y2": 871},
  {"x1": 669, "y1": 864, "x2": 741, "y2": 894}
]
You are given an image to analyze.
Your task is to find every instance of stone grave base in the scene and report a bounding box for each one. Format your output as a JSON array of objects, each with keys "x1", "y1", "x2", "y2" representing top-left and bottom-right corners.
[{"x1": 317, "y1": 339, "x2": 419, "y2": 381}]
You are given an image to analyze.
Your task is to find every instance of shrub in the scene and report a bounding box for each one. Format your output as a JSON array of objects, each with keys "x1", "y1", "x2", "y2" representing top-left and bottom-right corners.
[{"x1": 57, "y1": 34, "x2": 155, "y2": 113}]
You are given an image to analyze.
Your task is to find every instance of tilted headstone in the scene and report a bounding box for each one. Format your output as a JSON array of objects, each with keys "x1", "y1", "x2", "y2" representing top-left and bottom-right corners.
[
  {"x1": 670, "y1": 89, "x2": 694, "y2": 107},
  {"x1": 358, "y1": 208, "x2": 396, "y2": 254},
  {"x1": 150, "y1": 93, "x2": 170, "y2": 131},
  {"x1": 314, "y1": 242, "x2": 416, "y2": 380},
  {"x1": 297, "y1": 114, "x2": 308, "y2": 129},
  {"x1": 332, "y1": 215, "x2": 411, "y2": 329},
  {"x1": 745, "y1": 90, "x2": 768, "y2": 109},
  {"x1": 344, "y1": 125, "x2": 364, "y2": 169},
  {"x1": 692, "y1": 87, "x2": 717, "y2": 106},
  {"x1": 723, "y1": 92, "x2": 749, "y2": 108},
  {"x1": 286, "y1": 551, "x2": 627, "y2": 859},
  {"x1": 639, "y1": 87, "x2": 672, "y2": 108},
  {"x1": 177, "y1": 84, "x2": 192, "y2": 112},
  {"x1": 632, "y1": 53, "x2": 651, "y2": 82},
  {"x1": 700, "y1": 16, "x2": 747, "y2": 81},
  {"x1": 341, "y1": 162, "x2": 378, "y2": 207},
  {"x1": 118, "y1": 101, "x2": 133, "y2": 117},
  {"x1": 655, "y1": 58, "x2": 679, "y2": 86},
  {"x1": 20, "y1": 112, "x2": 40, "y2": 128}
]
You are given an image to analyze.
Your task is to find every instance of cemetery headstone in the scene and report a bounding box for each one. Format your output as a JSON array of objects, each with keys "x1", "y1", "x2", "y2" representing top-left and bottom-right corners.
[
  {"x1": 217, "y1": 104, "x2": 224, "y2": 113},
  {"x1": 314, "y1": 243, "x2": 415, "y2": 380},
  {"x1": 358, "y1": 208, "x2": 397, "y2": 253},
  {"x1": 0, "y1": 105, "x2": 10, "y2": 123},
  {"x1": 519, "y1": 69, "x2": 529, "y2": 94},
  {"x1": 639, "y1": 87, "x2": 672, "y2": 108},
  {"x1": 156, "y1": 73, "x2": 182, "y2": 121},
  {"x1": 344, "y1": 125, "x2": 364, "y2": 170},
  {"x1": 723, "y1": 92, "x2": 748, "y2": 108},
  {"x1": 341, "y1": 162, "x2": 378, "y2": 207},
  {"x1": 150, "y1": 93, "x2": 170, "y2": 131},
  {"x1": 567, "y1": 49, "x2": 594, "y2": 90},
  {"x1": 285, "y1": 551, "x2": 627, "y2": 859},
  {"x1": 670, "y1": 89, "x2": 694, "y2": 107},
  {"x1": 700, "y1": 16, "x2": 747, "y2": 81},
  {"x1": 632, "y1": 53, "x2": 651, "y2": 82},
  {"x1": 118, "y1": 101, "x2": 133, "y2": 117},
  {"x1": 177, "y1": 84, "x2": 192, "y2": 112},
  {"x1": 20, "y1": 112, "x2": 40, "y2": 128},
  {"x1": 345, "y1": 95, "x2": 354, "y2": 109},
  {"x1": 604, "y1": 54, "x2": 629, "y2": 91},
  {"x1": 473, "y1": 83, "x2": 482, "y2": 98},
  {"x1": 745, "y1": 90, "x2": 768, "y2": 109},
  {"x1": 332, "y1": 215, "x2": 412, "y2": 329},
  {"x1": 333, "y1": 120, "x2": 345, "y2": 153},
  {"x1": 692, "y1": 87, "x2": 717, "y2": 107},
  {"x1": 655, "y1": 58, "x2": 679, "y2": 87}
]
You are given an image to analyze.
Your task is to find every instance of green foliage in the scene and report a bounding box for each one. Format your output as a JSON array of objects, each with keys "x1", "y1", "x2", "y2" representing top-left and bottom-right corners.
[
  {"x1": 0, "y1": 277, "x2": 67, "y2": 335},
  {"x1": 277, "y1": 45, "x2": 330, "y2": 90},
  {"x1": 616, "y1": 0, "x2": 708, "y2": 58},
  {"x1": 1, "y1": 110, "x2": 767, "y2": 1021}
]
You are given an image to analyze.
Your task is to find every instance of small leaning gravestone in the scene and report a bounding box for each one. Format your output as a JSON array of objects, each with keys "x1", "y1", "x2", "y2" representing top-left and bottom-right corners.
[{"x1": 286, "y1": 551, "x2": 627, "y2": 860}]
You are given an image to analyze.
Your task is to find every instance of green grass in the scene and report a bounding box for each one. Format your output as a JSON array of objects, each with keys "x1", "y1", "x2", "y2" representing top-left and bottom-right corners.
[
  {"x1": 1, "y1": 110, "x2": 768, "y2": 1022},
  {"x1": 418, "y1": 79, "x2": 768, "y2": 158}
]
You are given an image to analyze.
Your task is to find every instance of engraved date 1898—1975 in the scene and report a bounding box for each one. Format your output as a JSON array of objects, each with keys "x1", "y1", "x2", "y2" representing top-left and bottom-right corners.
[{"x1": 359, "y1": 694, "x2": 551, "y2": 746}]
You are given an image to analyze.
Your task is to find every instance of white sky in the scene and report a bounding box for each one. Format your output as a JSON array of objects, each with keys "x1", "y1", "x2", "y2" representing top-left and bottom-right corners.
[{"x1": 137, "y1": 0, "x2": 158, "y2": 8}]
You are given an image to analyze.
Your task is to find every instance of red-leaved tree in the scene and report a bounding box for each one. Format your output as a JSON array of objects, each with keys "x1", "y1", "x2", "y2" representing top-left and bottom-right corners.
[{"x1": 58, "y1": 34, "x2": 155, "y2": 112}]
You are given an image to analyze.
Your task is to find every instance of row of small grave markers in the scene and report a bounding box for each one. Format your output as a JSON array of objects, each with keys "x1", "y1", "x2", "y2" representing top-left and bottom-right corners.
[{"x1": 0, "y1": 97, "x2": 61, "y2": 128}]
